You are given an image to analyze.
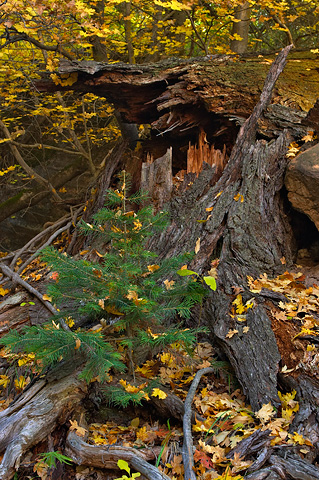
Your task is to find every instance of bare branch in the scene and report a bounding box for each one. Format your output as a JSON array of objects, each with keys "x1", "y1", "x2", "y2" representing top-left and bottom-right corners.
[
  {"x1": 0, "y1": 263, "x2": 70, "y2": 331},
  {"x1": 183, "y1": 367, "x2": 214, "y2": 480},
  {"x1": 1, "y1": 30, "x2": 74, "y2": 60},
  {"x1": 0, "y1": 119, "x2": 63, "y2": 202}
]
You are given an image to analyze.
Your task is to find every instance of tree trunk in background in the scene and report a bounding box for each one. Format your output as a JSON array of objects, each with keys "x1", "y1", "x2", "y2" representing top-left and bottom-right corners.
[
  {"x1": 123, "y1": 1, "x2": 135, "y2": 64},
  {"x1": 148, "y1": 47, "x2": 294, "y2": 411},
  {"x1": 230, "y1": 1, "x2": 252, "y2": 54}
]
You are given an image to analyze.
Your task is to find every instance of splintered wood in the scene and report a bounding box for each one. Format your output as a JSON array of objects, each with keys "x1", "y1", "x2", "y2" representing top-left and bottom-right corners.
[{"x1": 187, "y1": 129, "x2": 227, "y2": 177}]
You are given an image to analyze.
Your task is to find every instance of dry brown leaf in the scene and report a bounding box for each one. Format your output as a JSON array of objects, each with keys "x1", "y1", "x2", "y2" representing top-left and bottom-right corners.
[{"x1": 69, "y1": 419, "x2": 87, "y2": 437}]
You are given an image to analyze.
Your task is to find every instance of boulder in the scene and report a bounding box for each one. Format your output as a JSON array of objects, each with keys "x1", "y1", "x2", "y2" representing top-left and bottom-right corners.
[{"x1": 285, "y1": 143, "x2": 319, "y2": 230}]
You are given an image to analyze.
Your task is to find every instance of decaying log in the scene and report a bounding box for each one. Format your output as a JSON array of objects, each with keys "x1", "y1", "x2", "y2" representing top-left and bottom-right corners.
[
  {"x1": 0, "y1": 373, "x2": 87, "y2": 480},
  {"x1": 269, "y1": 452, "x2": 319, "y2": 480},
  {"x1": 141, "y1": 147, "x2": 173, "y2": 209},
  {"x1": 36, "y1": 51, "x2": 315, "y2": 185},
  {"x1": 144, "y1": 47, "x2": 294, "y2": 411},
  {"x1": 38, "y1": 52, "x2": 319, "y2": 127},
  {"x1": 244, "y1": 469, "x2": 282, "y2": 480},
  {"x1": 65, "y1": 432, "x2": 170, "y2": 480}
]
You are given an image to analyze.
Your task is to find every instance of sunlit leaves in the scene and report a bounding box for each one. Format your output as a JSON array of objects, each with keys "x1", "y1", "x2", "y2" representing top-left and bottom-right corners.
[{"x1": 151, "y1": 387, "x2": 167, "y2": 399}]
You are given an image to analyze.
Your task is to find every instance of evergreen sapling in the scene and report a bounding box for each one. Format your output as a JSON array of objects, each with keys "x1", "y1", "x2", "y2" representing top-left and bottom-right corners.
[{"x1": 1, "y1": 172, "x2": 206, "y2": 391}]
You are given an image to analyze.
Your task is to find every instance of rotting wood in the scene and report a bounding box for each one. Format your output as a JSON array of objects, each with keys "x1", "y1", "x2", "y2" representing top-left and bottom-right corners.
[
  {"x1": 141, "y1": 147, "x2": 173, "y2": 209},
  {"x1": 0, "y1": 263, "x2": 70, "y2": 331},
  {"x1": 0, "y1": 374, "x2": 87, "y2": 480},
  {"x1": 146, "y1": 46, "x2": 295, "y2": 412},
  {"x1": 37, "y1": 52, "x2": 319, "y2": 125},
  {"x1": 187, "y1": 128, "x2": 227, "y2": 178},
  {"x1": 65, "y1": 431, "x2": 171, "y2": 480}
]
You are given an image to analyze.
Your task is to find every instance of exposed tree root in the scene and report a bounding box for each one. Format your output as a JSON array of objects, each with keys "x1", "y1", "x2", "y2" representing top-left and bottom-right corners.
[
  {"x1": 0, "y1": 374, "x2": 87, "y2": 480},
  {"x1": 182, "y1": 367, "x2": 214, "y2": 480}
]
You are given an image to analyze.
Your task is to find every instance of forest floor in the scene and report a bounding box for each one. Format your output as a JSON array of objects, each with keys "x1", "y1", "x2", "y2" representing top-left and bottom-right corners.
[{"x1": 0, "y1": 228, "x2": 318, "y2": 480}]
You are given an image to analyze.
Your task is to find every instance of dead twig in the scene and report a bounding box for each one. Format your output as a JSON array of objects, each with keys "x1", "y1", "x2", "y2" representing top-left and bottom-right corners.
[
  {"x1": 16, "y1": 206, "x2": 83, "y2": 274},
  {"x1": 182, "y1": 367, "x2": 214, "y2": 480},
  {"x1": 0, "y1": 263, "x2": 70, "y2": 331},
  {"x1": 9, "y1": 215, "x2": 70, "y2": 269},
  {"x1": 0, "y1": 119, "x2": 63, "y2": 203}
]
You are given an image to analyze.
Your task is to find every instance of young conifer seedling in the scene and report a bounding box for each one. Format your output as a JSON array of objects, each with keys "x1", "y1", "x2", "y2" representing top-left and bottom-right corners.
[{"x1": 1, "y1": 172, "x2": 206, "y2": 394}]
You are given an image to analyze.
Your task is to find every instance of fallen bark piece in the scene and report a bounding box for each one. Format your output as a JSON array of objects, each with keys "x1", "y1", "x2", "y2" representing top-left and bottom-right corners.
[
  {"x1": 65, "y1": 431, "x2": 170, "y2": 480},
  {"x1": 0, "y1": 374, "x2": 87, "y2": 480},
  {"x1": 227, "y1": 429, "x2": 272, "y2": 459},
  {"x1": 244, "y1": 468, "x2": 282, "y2": 480},
  {"x1": 269, "y1": 453, "x2": 319, "y2": 480},
  {"x1": 0, "y1": 263, "x2": 70, "y2": 331},
  {"x1": 246, "y1": 446, "x2": 273, "y2": 473}
]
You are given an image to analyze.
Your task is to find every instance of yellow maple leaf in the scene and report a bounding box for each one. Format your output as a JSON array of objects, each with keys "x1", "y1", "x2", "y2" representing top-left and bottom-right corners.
[
  {"x1": 195, "y1": 237, "x2": 201, "y2": 254},
  {"x1": 14, "y1": 375, "x2": 29, "y2": 392},
  {"x1": 18, "y1": 353, "x2": 35, "y2": 367},
  {"x1": 0, "y1": 287, "x2": 9, "y2": 296},
  {"x1": 288, "y1": 431, "x2": 312, "y2": 446},
  {"x1": 133, "y1": 219, "x2": 142, "y2": 231},
  {"x1": 160, "y1": 352, "x2": 175, "y2": 366},
  {"x1": 42, "y1": 294, "x2": 52, "y2": 302},
  {"x1": 147, "y1": 264, "x2": 160, "y2": 272},
  {"x1": 301, "y1": 132, "x2": 314, "y2": 142},
  {"x1": 92, "y1": 435, "x2": 108, "y2": 445},
  {"x1": 164, "y1": 279, "x2": 175, "y2": 290},
  {"x1": 0, "y1": 375, "x2": 9, "y2": 388},
  {"x1": 126, "y1": 290, "x2": 146, "y2": 306},
  {"x1": 151, "y1": 388, "x2": 167, "y2": 399}
]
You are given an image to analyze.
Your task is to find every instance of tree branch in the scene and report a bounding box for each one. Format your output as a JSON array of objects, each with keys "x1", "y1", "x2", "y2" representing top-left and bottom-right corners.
[
  {"x1": 0, "y1": 119, "x2": 63, "y2": 202},
  {"x1": 0, "y1": 263, "x2": 70, "y2": 331},
  {"x1": 182, "y1": 367, "x2": 214, "y2": 480},
  {"x1": 1, "y1": 30, "x2": 74, "y2": 61},
  {"x1": 2, "y1": 139, "x2": 87, "y2": 157}
]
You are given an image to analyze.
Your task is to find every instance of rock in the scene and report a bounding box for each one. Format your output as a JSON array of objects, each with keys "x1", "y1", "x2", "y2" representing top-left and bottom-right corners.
[{"x1": 285, "y1": 143, "x2": 319, "y2": 230}]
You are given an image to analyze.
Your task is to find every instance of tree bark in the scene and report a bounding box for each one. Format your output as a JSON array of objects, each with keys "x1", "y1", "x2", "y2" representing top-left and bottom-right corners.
[
  {"x1": 230, "y1": 1, "x2": 252, "y2": 54},
  {"x1": 0, "y1": 374, "x2": 87, "y2": 480}
]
